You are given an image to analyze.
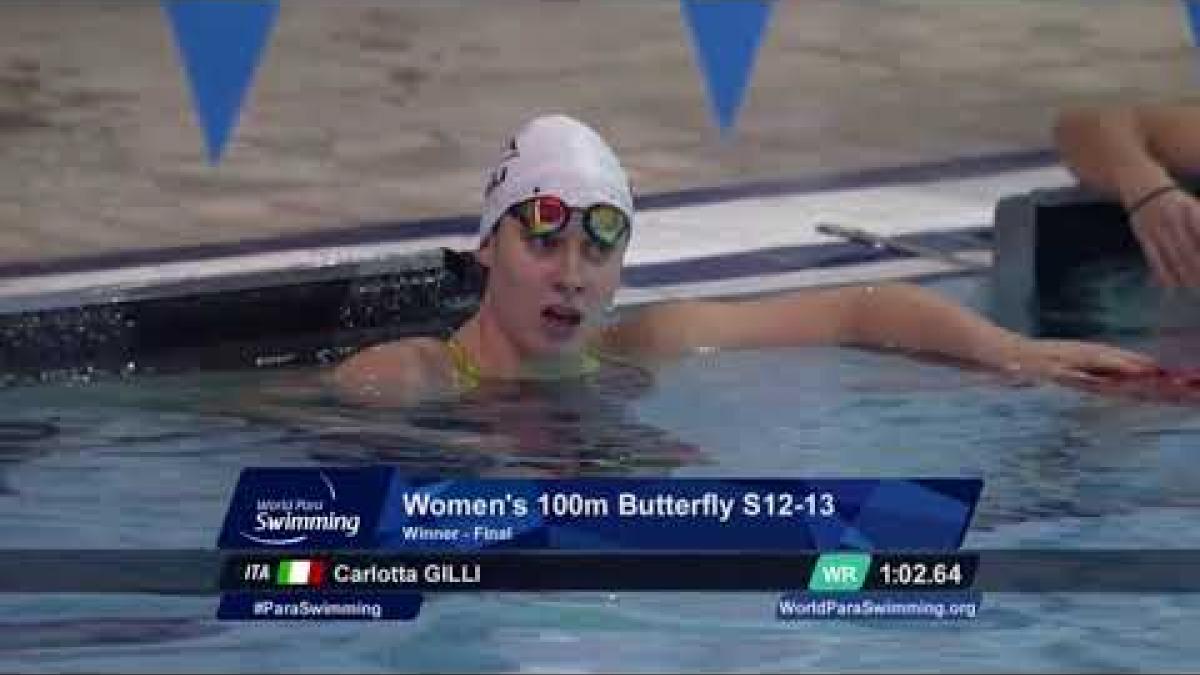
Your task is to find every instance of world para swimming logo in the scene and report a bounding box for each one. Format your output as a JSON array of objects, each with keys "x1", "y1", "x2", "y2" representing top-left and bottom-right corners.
[{"x1": 234, "y1": 470, "x2": 363, "y2": 546}]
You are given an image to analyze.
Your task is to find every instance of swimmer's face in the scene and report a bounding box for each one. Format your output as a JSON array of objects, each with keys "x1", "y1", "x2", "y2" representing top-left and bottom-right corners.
[{"x1": 477, "y1": 214, "x2": 626, "y2": 357}]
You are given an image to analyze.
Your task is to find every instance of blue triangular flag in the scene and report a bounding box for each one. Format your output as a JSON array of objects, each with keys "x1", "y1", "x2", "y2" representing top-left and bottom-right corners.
[
  {"x1": 1185, "y1": 0, "x2": 1200, "y2": 46},
  {"x1": 681, "y1": 0, "x2": 775, "y2": 136},
  {"x1": 163, "y1": 0, "x2": 279, "y2": 164}
]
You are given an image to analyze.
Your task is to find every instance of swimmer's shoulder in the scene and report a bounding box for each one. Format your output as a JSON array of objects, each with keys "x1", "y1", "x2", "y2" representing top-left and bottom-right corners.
[
  {"x1": 329, "y1": 337, "x2": 453, "y2": 406},
  {"x1": 594, "y1": 300, "x2": 710, "y2": 361},
  {"x1": 597, "y1": 291, "x2": 854, "y2": 358}
]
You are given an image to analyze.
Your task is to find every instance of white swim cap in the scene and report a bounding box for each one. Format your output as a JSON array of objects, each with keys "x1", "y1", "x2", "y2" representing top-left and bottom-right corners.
[{"x1": 478, "y1": 114, "x2": 634, "y2": 246}]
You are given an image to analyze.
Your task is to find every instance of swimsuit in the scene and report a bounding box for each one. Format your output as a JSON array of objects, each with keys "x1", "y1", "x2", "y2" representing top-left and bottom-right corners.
[{"x1": 444, "y1": 337, "x2": 604, "y2": 391}]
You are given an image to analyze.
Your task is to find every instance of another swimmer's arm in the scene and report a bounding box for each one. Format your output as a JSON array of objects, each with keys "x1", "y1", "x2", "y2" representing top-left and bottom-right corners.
[
  {"x1": 1057, "y1": 104, "x2": 1200, "y2": 288},
  {"x1": 1054, "y1": 104, "x2": 1200, "y2": 207}
]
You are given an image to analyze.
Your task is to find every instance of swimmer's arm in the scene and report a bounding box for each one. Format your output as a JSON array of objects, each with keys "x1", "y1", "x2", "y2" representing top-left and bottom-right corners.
[
  {"x1": 833, "y1": 282, "x2": 1028, "y2": 369},
  {"x1": 1054, "y1": 103, "x2": 1200, "y2": 207},
  {"x1": 606, "y1": 283, "x2": 1027, "y2": 370},
  {"x1": 603, "y1": 287, "x2": 849, "y2": 358},
  {"x1": 827, "y1": 284, "x2": 1157, "y2": 379},
  {"x1": 328, "y1": 339, "x2": 447, "y2": 407}
]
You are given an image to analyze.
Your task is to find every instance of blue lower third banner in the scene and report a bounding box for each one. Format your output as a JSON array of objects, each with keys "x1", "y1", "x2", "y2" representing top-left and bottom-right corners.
[
  {"x1": 777, "y1": 592, "x2": 982, "y2": 621},
  {"x1": 217, "y1": 591, "x2": 423, "y2": 621},
  {"x1": 217, "y1": 469, "x2": 982, "y2": 552},
  {"x1": 221, "y1": 553, "x2": 978, "y2": 592}
]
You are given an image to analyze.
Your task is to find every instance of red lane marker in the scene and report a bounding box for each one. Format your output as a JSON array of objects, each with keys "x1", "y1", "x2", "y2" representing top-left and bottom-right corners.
[{"x1": 1091, "y1": 367, "x2": 1200, "y2": 403}]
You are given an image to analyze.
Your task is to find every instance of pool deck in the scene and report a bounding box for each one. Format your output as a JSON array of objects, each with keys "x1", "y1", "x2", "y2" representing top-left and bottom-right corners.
[
  {"x1": 0, "y1": 153, "x2": 1070, "y2": 310},
  {"x1": 0, "y1": 1, "x2": 1192, "y2": 299}
]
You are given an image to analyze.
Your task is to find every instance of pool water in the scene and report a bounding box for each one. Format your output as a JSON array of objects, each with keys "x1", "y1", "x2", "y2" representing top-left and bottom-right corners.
[{"x1": 2, "y1": 273, "x2": 1200, "y2": 672}]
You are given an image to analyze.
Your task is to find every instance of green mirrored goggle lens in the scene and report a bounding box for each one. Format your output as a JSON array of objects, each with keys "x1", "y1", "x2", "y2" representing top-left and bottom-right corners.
[{"x1": 584, "y1": 204, "x2": 629, "y2": 246}]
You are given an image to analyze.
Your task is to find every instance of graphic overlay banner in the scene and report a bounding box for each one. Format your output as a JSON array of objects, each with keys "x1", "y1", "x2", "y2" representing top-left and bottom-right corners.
[
  {"x1": 216, "y1": 470, "x2": 982, "y2": 621},
  {"x1": 219, "y1": 553, "x2": 978, "y2": 592},
  {"x1": 9, "y1": 548, "x2": 1200, "y2": 594},
  {"x1": 777, "y1": 592, "x2": 982, "y2": 622},
  {"x1": 218, "y1": 591, "x2": 422, "y2": 621},
  {"x1": 218, "y1": 467, "x2": 392, "y2": 549},
  {"x1": 218, "y1": 471, "x2": 982, "y2": 552},
  {"x1": 11, "y1": 549, "x2": 1200, "y2": 594}
]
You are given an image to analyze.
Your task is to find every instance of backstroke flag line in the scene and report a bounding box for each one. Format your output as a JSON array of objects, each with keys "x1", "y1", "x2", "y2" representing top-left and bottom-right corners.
[
  {"x1": 162, "y1": 0, "x2": 280, "y2": 164},
  {"x1": 681, "y1": 0, "x2": 776, "y2": 136},
  {"x1": 1185, "y1": 0, "x2": 1200, "y2": 55}
]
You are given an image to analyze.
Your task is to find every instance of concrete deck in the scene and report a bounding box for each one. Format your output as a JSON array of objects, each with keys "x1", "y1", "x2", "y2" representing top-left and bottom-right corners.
[{"x1": 0, "y1": 1, "x2": 1193, "y2": 268}]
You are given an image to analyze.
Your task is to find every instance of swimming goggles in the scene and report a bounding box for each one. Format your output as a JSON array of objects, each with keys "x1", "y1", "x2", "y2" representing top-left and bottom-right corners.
[{"x1": 507, "y1": 195, "x2": 630, "y2": 249}]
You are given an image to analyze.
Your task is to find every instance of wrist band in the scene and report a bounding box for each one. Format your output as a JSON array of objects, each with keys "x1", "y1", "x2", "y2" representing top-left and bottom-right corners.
[{"x1": 1128, "y1": 184, "x2": 1182, "y2": 218}]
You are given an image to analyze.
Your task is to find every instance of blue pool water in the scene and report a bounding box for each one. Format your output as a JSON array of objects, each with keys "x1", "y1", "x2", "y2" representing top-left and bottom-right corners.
[{"x1": 2, "y1": 273, "x2": 1200, "y2": 672}]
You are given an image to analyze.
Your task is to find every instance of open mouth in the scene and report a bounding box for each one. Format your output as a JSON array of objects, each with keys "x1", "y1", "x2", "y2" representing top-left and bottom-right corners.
[{"x1": 542, "y1": 304, "x2": 583, "y2": 329}]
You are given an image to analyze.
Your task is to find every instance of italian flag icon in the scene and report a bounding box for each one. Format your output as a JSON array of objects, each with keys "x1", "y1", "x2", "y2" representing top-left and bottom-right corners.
[{"x1": 276, "y1": 559, "x2": 325, "y2": 586}]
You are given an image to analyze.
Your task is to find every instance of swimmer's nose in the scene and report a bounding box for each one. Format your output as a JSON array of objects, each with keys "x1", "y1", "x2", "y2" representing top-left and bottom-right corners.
[{"x1": 553, "y1": 242, "x2": 586, "y2": 295}]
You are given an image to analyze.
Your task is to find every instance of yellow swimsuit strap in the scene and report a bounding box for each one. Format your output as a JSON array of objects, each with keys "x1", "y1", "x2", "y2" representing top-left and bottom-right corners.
[
  {"x1": 445, "y1": 336, "x2": 482, "y2": 390},
  {"x1": 580, "y1": 348, "x2": 602, "y2": 375},
  {"x1": 444, "y1": 337, "x2": 602, "y2": 388}
]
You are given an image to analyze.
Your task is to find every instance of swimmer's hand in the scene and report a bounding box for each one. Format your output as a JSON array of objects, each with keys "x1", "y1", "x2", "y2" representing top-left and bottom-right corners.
[
  {"x1": 996, "y1": 338, "x2": 1160, "y2": 387},
  {"x1": 1128, "y1": 186, "x2": 1200, "y2": 289}
]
